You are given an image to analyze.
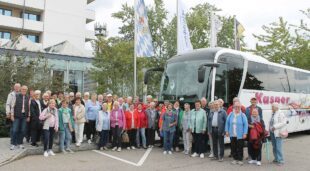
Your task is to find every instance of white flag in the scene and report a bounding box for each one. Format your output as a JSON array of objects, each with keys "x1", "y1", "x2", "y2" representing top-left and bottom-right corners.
[
  {"x1": 210, "y1": 13, "x2": 223, "y2": 48},
  {"x1": 177, "y1": 0, "x2": 193, "y2": 54}
]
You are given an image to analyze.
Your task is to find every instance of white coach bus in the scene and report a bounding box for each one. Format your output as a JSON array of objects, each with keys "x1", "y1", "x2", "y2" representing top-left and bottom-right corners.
[{"x1": 145, "y1": 48, "x2": 310, "y2": 133}]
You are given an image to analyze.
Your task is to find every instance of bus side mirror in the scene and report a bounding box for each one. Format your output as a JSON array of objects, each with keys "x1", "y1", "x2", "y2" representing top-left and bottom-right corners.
[
  {"x1": 144, "y1": 72, "x2": 150, "y2": 85},
  {"x1": 198, "y1": 67, "x2": 206, "y2": 83},
  {"x1": 144, "y1": 67, "x2": 164, "y2": 85}
]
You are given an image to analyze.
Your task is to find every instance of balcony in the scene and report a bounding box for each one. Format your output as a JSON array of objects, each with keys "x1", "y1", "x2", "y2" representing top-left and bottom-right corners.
[
  {"x1": 0, "y1": 15, "x2": 43, "y2": 33},
  {"x1": 85, "y1": 29, "x2": 95, "y2": 42},
  {"x1": 0, "y1": 0, "x2": 44, "y2": 12},
  {"x1": 85, "y1": 9, "x2": 95, "y2": 24}
]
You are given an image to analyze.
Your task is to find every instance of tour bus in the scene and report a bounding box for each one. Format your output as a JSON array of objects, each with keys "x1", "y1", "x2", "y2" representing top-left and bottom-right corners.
[{"x1": 145, "y1": 48, "x2": 310, "y2": 134}]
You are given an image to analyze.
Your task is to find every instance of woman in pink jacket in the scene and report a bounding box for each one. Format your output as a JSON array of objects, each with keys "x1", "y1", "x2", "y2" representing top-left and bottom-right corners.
[{"x1": 110, "y1": 101, "x2": 126, "y2": 152}]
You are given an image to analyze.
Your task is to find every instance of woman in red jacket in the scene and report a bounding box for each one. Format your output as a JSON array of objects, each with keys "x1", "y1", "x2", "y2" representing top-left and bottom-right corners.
[
  {"x1": 136, "y1": 103, "x2": 148, "y2": 149},
  {"x1": 125, "y1": 104, "x2": 139, "y2": 150}
]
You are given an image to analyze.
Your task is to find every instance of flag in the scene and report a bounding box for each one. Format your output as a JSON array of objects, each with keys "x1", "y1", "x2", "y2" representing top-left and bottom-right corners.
[
  {"x1": 177, "y1": 0, "x2": 193, "y2": 54},
  {"x1": 234, "y1": 18, "x2": 245, "y2": 50},
  {"x1": 210, "y1": 13, "x2": 223, "y2": 48},
  {"x1": 135, "y1": 0, "x2": 154, "y2": 57}
]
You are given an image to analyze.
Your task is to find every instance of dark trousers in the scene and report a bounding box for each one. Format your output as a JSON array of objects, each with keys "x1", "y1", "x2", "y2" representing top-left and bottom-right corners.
[
  {"x1": 231, "y1": 137, "x2": 244, "y2": 161},
  {"x1": 111, "y1": 126, "x2": 122, "y2": 148},
  {"x1": 26, "y1": 121, "x2": 31, "y2": 142},
  {"x1": 71, "y1": 131, "x2": 76, "y2": 143},
  {"x1": 212, "y1": 127, "x2": 225, "y2": 158},
  {"x1": 203, "y1": 133, "x2": 210, "y2": 153},
  {"x1": 248, "y1": 141, "x2": 262, "y2": 161},
  {"x1": 173, "y1": 128, "x2": 181, "y2": 148},
  {"x1": 193, "y1": 133, "x2": 204, "y2": 154},
  {"x1": 43, "y1": 127, "x2": 55, "y2": 151},
  {"x1": 127, "y1": 129, "x2": 137, "y2": 147},
  {"x1": 12, "y1": 117, "x2": 27, "y2": 145},
  {"x1": 85, "y1": 120, "x2": 96, "y2": 140},
  {"x1": 31, "y1": 126, "x2": 42, "y2": 144},
  {"x1": 147, "y1": 128, "x2": 156, "y2": 146},
  {"x1": 98, "y1": 130, "x2": 109, "y2": 148}
]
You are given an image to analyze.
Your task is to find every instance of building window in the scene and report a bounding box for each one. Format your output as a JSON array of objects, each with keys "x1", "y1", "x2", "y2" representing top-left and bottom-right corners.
[
  {"x1": 0, "y1": 8, "x2": 12, "y2": 16},
  {"x1": 22, "y1": 12, "x2": 40, "y2": 21},
  {"x1": 0, "y1": 31, "x2": 11, "y2": 39},
  {"x1": 25, "y1": 34, "x2": 39, "y2": 43}
]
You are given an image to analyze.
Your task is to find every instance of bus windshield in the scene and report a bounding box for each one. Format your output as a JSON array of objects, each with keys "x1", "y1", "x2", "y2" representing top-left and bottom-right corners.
[{"x1": 159, "y1": 60, "x2": 212, "y2": 103}]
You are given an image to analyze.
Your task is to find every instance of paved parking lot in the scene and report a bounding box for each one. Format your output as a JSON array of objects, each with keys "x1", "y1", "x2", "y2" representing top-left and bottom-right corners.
[{"x1": 1, "y1": 132, "x2": 309, "y2": 171}]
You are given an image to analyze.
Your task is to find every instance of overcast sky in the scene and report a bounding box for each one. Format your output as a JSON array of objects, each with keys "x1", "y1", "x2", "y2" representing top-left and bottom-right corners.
[{"x1": 86, "y1": 0, "x2": 309, "y2": 49}]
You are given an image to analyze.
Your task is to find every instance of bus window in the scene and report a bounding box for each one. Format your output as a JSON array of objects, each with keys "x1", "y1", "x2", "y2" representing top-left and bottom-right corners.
[
  {"x1": 216, "y1": 53, "x2": 244, "y2": 105},
  {"x1": 215, "y1": 63, "x2": 228, "y2": 102}
]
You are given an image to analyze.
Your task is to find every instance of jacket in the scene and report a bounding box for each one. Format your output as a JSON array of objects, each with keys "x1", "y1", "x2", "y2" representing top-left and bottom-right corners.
[
  {"x1": 96, "y1": 111, "x2": 110, "y2": 131},
  {"x1": 225, "y1": 112, "x2": 248, "y2": 139},
  {"x1": 208, "y1": 109, "x2": 227, "y2": 135},
  {"x1": 6, "y1": 91, "x2": 16, "y2": 115},
  {"x1": 190, "y1": 108, "x2": 207, "y2": 134},
  {"x1": 30, "y1": 99, "x2": 42, "y2": 129},
  {"x1": 245, "y1": 105, "x2": 263, "y2": 119},
  {"x1": 110, "y1": 108, "x2": 126, "y2": 128},
  {"x1": 173, "y1": 108, "x2": 183, "y2": 128},
  {"x1": 12, "y1": 93, "x2": 29, "y2": 118},
  {"x1": 125, "y1": 110, "x2": 139, "y2": 129},
  {"x1": 146, "y1": 109, "x2": 159, "y2": 129},
  {"x1": 270, "y1": 110, "x2": 287, "y2": 138},
  {"x1": 58, "y1": 107, "x2": 74, "y2": 132},
  {"x1": 85, "y1": 101, "x2": 100, "y2": 121},
  {"x1": 74, "y1": 104, "x2": 86, "y2": 124},
  {"x1": 39, "y1": 107, "x2": 59, "y2": 130},
  {"x1": 227, "y1": 105, "x2": 246, "y2": 115},
  {"x1": 162, "y1": 111, "x2": 177, "y2": 132},
  {"x1": 136, "y1": 109, "x2": 148, "y2": 128}
]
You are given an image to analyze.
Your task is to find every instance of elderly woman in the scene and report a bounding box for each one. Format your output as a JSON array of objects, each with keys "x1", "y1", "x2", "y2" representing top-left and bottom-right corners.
[
  {"x1": 96, "y1": 103, "x2": 110, "y2": 150},
  {"x1": 85, "y1": 93, "x2": 100, "y2": 144},
  {"x1": 269, "y1": 103, "x2": 287, "y2": 166},
  {"x1": 125, "y1": 104, "x2": 139, "y2": 149},
  {"x1": 225, "y1": 102, "x2": 248, "y2": 165},
  {"x1": 30, "y1": 90, "x2": 42, "y2": 147},
  {"x1": 146, "y1": 102, "x2": 159, "y2": 148},
  {"x1": 161, "y1": 103, "x2": 177, "y2": 155},
  {"x1": 110, "y1": 101, "x2": 126, "y2": 152},
  {"x1": 248, "y1": 108, "x2": 265, "y2": 166},
  {"x1": 74, "y1": 97, "x2": 85, "y2": 147},
  {"x1": 136, "y1": 103, "x2": 148, "y2": 149}
]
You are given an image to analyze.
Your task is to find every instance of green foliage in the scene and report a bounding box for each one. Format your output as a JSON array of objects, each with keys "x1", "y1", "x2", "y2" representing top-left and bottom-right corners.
[{"x1": 252, "y1": 9, "x2": 310, "y2": 70}]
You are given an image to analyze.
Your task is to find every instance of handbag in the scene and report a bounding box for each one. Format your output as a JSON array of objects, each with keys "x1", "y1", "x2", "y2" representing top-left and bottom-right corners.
[{"x1": 122, "y1": 132, "x2": 129, "y2": 143}]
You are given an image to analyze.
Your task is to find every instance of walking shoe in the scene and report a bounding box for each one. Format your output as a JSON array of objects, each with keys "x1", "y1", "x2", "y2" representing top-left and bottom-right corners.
[
  {"x1": 103, "y1": 146, "x2": 108, "y2": 150},
  {"x1": 231, "y1": 160, "x2": 238, "y2": 165},
  {"x1": 184, "y1": 151, "x2": 189, "y2": 155},
  {"x1": 168, "y1": 151, "x2": 172, "y2": 155},
  {"x1": 163, "y1": 151, "x2": 167, "y2": 155},
  {"x1": 248, "y1": 160, "x2": 257, "y2": 164},
  {"x1": 218, "y1": 158, "x2": 224, "y2": 162},
  {"x1": 200, "y1": 154, "x2": 205, "y2": 158},
  {"x1": 61, "y1": 150, "x2": 68, "y2": 154},
  {"x1": 117, "y1": 147, "x2": 122, "y2": 152},
  {"x1": 211, "y1": 157, "x2": 219, "y2": 160},
  {"x1": 131, "y1": 146, "x2": 136, "y2": 150},
  {"x1": 112, "y1": 147, "x2": 117, "y2": 151},
  {"x1": 237, "y1": 161, "x2": 244, "y2": 165},
  {"x1": 143, "y1": 146, "x2": 147, "y2": 149},
  {"x1": 256, "y1": 161, "x2": 261, "y2": 166},
  {"x1": 19, "y1": 145, "x2": 25, "y2": 149},
  {"x1": 127, "y1": 147, "x2": 131, "y2": 150},
  {"x1": 66, "y1": 148, "x2": 74, "y2": 153},
  {"x1": 87, "y1": 139, "x2": 92, "y2": 144},
  {"x1": 43, "y1": 151, "x2": 49, "y2": 157},
  {"x1": 76, "y1": 143, "x2": 81, "y2": 147},
  {"x1": 191, "y1": 153, "x2": 198, "y2": 157},
  {"x1": 277, "y1": 162, "x2": 284, "y2": 166},
  {"x1": 208, "y1": 153, "x2": 214, "y2": 158},
  {"x1": 175, "y1": 147, "x2": 180, "y2": 152},
  {"x1": 10, "y1": 145, "x2": 15, "y2": 150},
  {"x1": 48, "y1": 150, "x2": 56, "y2": 156}
]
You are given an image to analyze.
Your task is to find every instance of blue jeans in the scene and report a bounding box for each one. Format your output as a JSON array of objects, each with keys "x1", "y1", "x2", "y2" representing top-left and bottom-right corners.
[
  {"x1": 98, "y1": 130, "x2": 109, "y2": 148},
  {"x1": 136, "y1": 128, "x2": 146, "y2": 147},
  {"x1": 12, "y1": 117, "x2": 27, "y2": 146},
  {"x1": 59, "y1": 124, "x2": 72, "y2": 151},
  {"x1": 163, "y1": 131, "x2": 174, "y2": 151},
  {"x1": 270, "y1": 132, "x2": 284, "y2": 163}
]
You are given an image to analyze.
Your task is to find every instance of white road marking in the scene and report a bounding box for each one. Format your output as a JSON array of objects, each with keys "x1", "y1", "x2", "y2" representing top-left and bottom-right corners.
[{"x1": 92, "y1": 148, "x2": 152, "y2": 167}]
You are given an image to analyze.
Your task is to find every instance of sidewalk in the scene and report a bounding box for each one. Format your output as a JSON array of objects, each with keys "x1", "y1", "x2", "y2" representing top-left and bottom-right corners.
[{"x1": 0, "y1": 138, "x2": 96, "y2": 167}]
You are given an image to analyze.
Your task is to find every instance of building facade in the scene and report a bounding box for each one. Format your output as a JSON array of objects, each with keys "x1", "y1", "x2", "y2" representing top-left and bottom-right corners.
[{"x1": 0, "y1": 0, "x2": 95, "y2": 55}]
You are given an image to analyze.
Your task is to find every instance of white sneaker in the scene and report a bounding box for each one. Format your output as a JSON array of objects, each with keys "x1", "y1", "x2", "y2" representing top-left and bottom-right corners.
[
  {"x1": 191, "y1": 153, "x2": 198, "y2": 157},
  {"x1": 127, "y1": 147, "x2": 131, "y2": 150},
  {"x1": 168, "y1": 151, "x2": 172, "y2": 155},
  {"x1": 200, "y1": 154, "x2": 205, "y2": 158},
  {"x1": 117, "y1": 147, "x2": 122, "y2": 152},
  {"x1": 48, "y1": 150, "x2": 56, "y2": 156},
  {"x1": 175, "y1": 147, "x2": 180, "y2": 152},
  {"x1": 19, "y1": 145, "x2": 25, "y2": 149},
  {"x1": 10, "y1": 145, "x2": 15, "y2": 150},
  {"x1": 231, "y1": 160, "x2": 237, "y2": 165},
  {"x1": 256, "y1": 161, "x2": 261, "y2": 166},
  {"x1": 87, "y1": 139, "x2": 92, "y2": 144},
  {"x1": 66, "y1": 148, "x2": 74, "y2": 153},
  {"x1": 208, "y1": 153, "x2": 214, "y2": 158},
  {"x1": 112, "y1": 147, "x2": 117, "y2": 151},
  {"x1": 76, "y1": 143, "x2": 81, "y2": 147},
  {"x1": 163, "y1": 151, "x2": 167, "y2": 155},
  {"x1": 248, "y1": 160, "x2": 257, "y2": 164},
  {"x1": 131, "y1": 146, "x2": 136, "y2": 150},
  {"x1": 44, "y1": 151, "x2": 49, "y2": 157}
]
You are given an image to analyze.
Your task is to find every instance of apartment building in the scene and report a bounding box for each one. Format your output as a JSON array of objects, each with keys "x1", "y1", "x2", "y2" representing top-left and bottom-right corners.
[{"x1": 0, "y1": 0, "x2": 96, "y2": 54}]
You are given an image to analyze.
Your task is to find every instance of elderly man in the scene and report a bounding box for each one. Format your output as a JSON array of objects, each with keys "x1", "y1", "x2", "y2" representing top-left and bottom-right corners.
[
  {"x1": 6, "y1": 83, "x2": 21, "y2": 146},
  {"x1": 30, "y1": 90, "x2": 42, "y2": 147},
  {"x1": 83, "y1": 92, "x2": 90, "y2": 104},
  {"x1": 218, "y1": 99, "x2": 226, "y2": 111},
  {"x1": 69, "y1": 92, "x2": 75, "y2": 101},
  {"x1": 208, "y1": 100, "x2": 227, "y2": 162},
  {"x1": 11, "y1": 85, "x2": 29, "y2": 150}
]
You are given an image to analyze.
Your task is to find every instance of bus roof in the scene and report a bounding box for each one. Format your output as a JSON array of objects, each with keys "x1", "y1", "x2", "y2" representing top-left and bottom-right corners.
[{"x1": 169, "y1": 48, "x2": 310, "y2": 74}]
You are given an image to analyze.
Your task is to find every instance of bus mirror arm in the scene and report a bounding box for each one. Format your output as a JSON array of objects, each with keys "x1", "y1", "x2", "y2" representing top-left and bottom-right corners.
[
  {"x1": 144, "y1": 67, "x2": 164, "y2": 85},
  {"x1": 198, "y1": 63, "x2": 219, "y2": 83}
]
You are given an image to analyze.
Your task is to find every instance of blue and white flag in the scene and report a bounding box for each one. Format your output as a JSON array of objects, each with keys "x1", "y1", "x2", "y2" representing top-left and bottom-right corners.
[
  {"x1": 135, "y1": 0, "x2": 154, "y2": 57},
  {"x1": 177, "y1": 0, "x2": 193, "y2": 54}
]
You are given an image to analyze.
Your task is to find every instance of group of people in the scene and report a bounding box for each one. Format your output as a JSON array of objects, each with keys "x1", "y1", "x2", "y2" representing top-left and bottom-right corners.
[{"x1": 5, "y1": 83, "x2": 287, "y2": 166}]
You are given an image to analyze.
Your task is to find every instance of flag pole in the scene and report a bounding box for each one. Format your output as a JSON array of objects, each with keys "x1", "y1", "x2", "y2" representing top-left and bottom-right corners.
[
  {"x1": 176, "y1": 0, "x2": 179, "y2": 54},
  {"x1": 134, "y1": 0, "x2": 137, "y2": 98},
  {"x1": 233, "y1": 15, "x2": 237, "y2": 50}
]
